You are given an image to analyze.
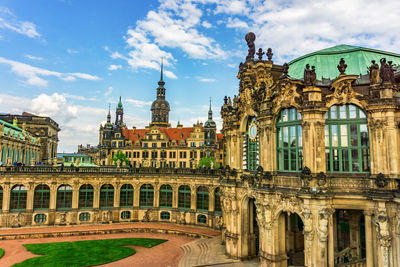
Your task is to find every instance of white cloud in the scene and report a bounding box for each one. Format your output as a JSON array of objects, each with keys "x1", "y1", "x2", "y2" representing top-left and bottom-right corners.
[
  {"x1": 0, "y1": 57, "x2": 100, "y2": 86},
  {"x1": 104, "y1": 86, "x2": 113, "y2": 97},
  {"x1": 108, "y1": 64, "x2": 122, "y2": 71},
  {"x1": 66, "y1": 48, "x2": 79, "y2": 54},
  {"x1": 126, "y1": 98, "x2": 152, "y2": 107},
  {"x1": 25, "y1": 54, "x2": 44, "y2": 61},
  {"x1": 227, "y1": 63, "x2": 237, "y2": 68},
  {"x1": 202, "y1": 21, "x2": 212, "y2": 28},
  {"x1": 62, "y1": 93, "x2": 97, "y2": 101},
  {"x1": 0, "y1": 8, "x2": 40, "y2": 38},
  {"x1": 226, "y1": 17, "x2": 249, "y2": 29},
  {"x1": 199, "y1": 77, "x2": 216, "y2": 82}
]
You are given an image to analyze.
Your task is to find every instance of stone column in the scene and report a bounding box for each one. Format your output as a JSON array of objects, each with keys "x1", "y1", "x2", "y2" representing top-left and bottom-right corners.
[
  {"x1": 190, "y1": 185, "x2": 196, "y2": 211},
  {"x1": 209, "y1": 187, "x2": 215, "y2": 213},
  {"x1": 26, "y1": 182, "x2": 34, "y2": 212},
  {"x1": 2, "y1": 182, "x2": 10, "y2": 213},
  {"x1": 364, "y1": 210, "x2": 374, "y2": 267},
  {"x1": 153, "y1": 184, "x2": 159, "y2": 208},
  {"x1": 172, "y1": 184, "x2": 178, "y2": 209},
  {"x1": 114, "y1": 183, "x2": 120, "y2": 209},
  {"x1": 93, "y1": 184, "x2": 100, "y2": 209},
  {"x1": 49, "y1": 182, "x2": 57, "y2": 211},
  {"x1": 317, "y1": 208, "x2": 332, "y2": 267},
  {"x1": 71, "y1": 183, "x2": 79, "y2": 210},
  {"x1": 133, "y1": 185, "x2": 140, "y2": 208},
  {"x1": 328, "y1": 212, "x2": 335, "y2": 267},
  {"x1": 301, "y1": 108, "x2": 326, "y2": 173}
]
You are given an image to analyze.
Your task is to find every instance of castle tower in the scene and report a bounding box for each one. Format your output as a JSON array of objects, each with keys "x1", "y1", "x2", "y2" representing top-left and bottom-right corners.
[
  {"x1": 115, "y1": 96, "x2": 124, "y2": 127},
  {"x1": 150, "y1": 59, "x2": 170, "y2": 127},
  {"x1": 204, "y1": 98, "x2": 216, "y2": 147}
]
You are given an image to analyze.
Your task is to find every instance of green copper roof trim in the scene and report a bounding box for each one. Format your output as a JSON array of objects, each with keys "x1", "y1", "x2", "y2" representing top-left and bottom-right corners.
[{"x1": 288, "y1": 44, "x2": 400, "y2": 80}]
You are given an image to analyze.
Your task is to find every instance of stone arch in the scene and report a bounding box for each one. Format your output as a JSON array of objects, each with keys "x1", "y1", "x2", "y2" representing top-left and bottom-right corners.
[
  {"x1": 239, "y1": 111, "x2": 257, "y2": 133},
  {"x1": 325, "y1": 99, "x2": 368, "y2": 114},
  {"x1": 273, "y1": 105, "x2": 303, "y2": 123},
  {"x1": 240, "y1": 194, "x2": 259, "y2": 259}
]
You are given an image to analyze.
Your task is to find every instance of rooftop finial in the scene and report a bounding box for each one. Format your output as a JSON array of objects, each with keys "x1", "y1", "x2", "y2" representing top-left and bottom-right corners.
[{"x1": 208, "y1": 97, "x2": 213, "y2": 120}]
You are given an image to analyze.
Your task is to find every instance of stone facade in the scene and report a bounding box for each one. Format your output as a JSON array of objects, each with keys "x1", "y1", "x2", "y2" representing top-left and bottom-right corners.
[
  {"x1": 0, "y1": 119, "x2": 40, "y2": 166},
  {"x1": 0, "y1": 112, "x2": 60, "y2": 165},
  {"x1": 219, "y1": 33, "x2": 400, "y2": 267}
]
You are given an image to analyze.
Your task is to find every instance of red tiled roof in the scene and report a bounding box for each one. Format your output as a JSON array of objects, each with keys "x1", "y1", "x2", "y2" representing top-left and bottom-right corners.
[
  {"x1": 122, "y1": 128, "x2": 148, "y2": 144},
  {"x1": 217, "y1": 133, "x2": 223, "y2": 141},
  {"x1": 122, "y1": 127, "x2": 195, "y2": 144}
]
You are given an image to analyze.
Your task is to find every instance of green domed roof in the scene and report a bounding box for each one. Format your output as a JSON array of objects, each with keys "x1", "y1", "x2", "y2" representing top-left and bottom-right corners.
[{"x1": 288, "y1": 44, "x2": 400, "y2": 80}]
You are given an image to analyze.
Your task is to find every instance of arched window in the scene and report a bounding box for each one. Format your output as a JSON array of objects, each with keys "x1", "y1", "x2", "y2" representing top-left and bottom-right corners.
[
  {"x1": 0, "y1": 185, "x2": 3, "y2": 211},
  {"x1": 34, "y1": 184, "x2": 50, "y2": 210},
  {"x1": 57, "y1": 185, "x2": 72, "y2": 210},
  {"x1": 139, "y1": 184, "x2": 154, "y2": 208},
  {"x1": 10, "y1": 184, "x2": 27, "y2": 211},
  {"x1": 325, "y1": 104, "x2": 369, "y2": 173},
  {"x1": 178, "y1": 185, "x2": 191, "y2": 210},
  {"x1": 160, "y1": 211, "x2": 170, "y2": 220},
  {"x1": 100, "y1": 184, "x2": 114, "y2": 209},
  {"x1": 121, "y1": 211, "x2": 131, "y2": 219},
  {"x1": 277, "y1": 108, "x2": 303, "y2": 171},
  {"x1": 79, "y1": 184, "x2": 94, "y2": 209},
  {"x1": 120, "y1": 184, "x2": 134, "y2": 208},
  {"x1": 196, "y1": 186, "x2": 209, "y2": 212},
  {"x1": 214, "y1": 187, "x2": 221, "y2": 214},
  {"x1": 159, "y1": 184, "x2": 173, "y2": 208},
  {"x1": 197, "y1": 214, "x2": 207, "y2": 224},
  {"x1": 244, "y1": 117, "x2": 259, "y2": 171}
]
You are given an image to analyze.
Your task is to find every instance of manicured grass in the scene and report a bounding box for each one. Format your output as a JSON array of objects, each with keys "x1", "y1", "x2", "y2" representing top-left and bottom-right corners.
[
  {"x1": 13, "y1": 238, "x2": 167, "y2": 267},
  {"x1": 0, "y1": 248, "x2": 4, "y2": 258}
]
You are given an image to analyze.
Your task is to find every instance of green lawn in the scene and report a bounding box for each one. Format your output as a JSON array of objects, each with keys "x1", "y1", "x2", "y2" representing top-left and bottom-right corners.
[
  {"x1": 13, "y1": 238, "x2": 167, "y2": 267},
  {"x1": 0, "y1": 248, "x2": 4, "y2": 258}
]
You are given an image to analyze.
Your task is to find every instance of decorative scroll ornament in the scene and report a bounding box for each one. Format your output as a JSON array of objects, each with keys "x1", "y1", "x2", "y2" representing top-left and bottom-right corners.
[{"x1": 327, "y1": 75, "x2": 362, "y2": 104}]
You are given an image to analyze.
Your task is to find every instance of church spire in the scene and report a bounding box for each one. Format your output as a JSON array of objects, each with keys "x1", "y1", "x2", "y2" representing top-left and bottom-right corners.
[
  {"x1": 208, "y1": 97, "x2": 213, "y2": 120},
  {"x1": 157, "y1": 58, "x2": 166, "y2": 99},
  {"x1": 160, "y1": 57, "x2": 163, "y2": 81},
  {"x1": 107, "y1": 103, "x2": 111, "y2": 123}
]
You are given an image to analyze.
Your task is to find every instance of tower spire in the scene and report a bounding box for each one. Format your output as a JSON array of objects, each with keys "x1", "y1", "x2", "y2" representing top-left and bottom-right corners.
[
  {"x1": 107, "y1": 103, "x2": 111, "y2": 123},
  {"x1": 208, "y1": 97, "x2": 213, "y2": 120},
  {"x1": 160, "y1": 57, "x2": 163, "y2": 81}
]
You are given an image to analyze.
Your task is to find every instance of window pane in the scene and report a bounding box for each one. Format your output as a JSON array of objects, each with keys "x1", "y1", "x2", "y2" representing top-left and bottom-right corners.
[
  {"x1": 332, "y1": 125, "x2": 338, "y2": 147},
  {"x1": 351, "y1": 150, "x2": 359, "y2": 172},
  {"x1": 362, "y1": 149, "x2": 370, "y2": 172},
  {"x1": 342, "y1": 150, "x2": 349, "y2": 172},
  {"x1": 290, "y1": 126, "x2": 296, "y2": 147},
  {"x1": 333, "y1": 149, "x2": 339, "y2": 171},
  {"x1": 350, "y1": 125, "x2": 358, "y2": 146},
  {"x1": 298, "y1": 126, "x2": 302, "y2": 146},
  {"x1": 290, "y1": 149, "x2": 296, "y2": 170},
  {"x1": 283, "y1": 127, "x2": 289, "y2": 147},
  {"x1": 360, "y1": 125, "x2": 368, "y2": 146},
  {"x1": 349, "y1": 105, "x2": 356, "y2": 118},
  {"x1": 340, "y1": 105, "x2": 346, "y2": 119},
  {"x1": 331, "y1": 106, "x2": 337, "y2": 119},
  {"x1": 326, "y1": 149, "x2": 331, "y2": 172},
  {"x1": 325, "y1": 126, "x2": 330, "y2": 146},
  {"x1": 340, "y1": 125, "x2": 348, "y2": 147}
]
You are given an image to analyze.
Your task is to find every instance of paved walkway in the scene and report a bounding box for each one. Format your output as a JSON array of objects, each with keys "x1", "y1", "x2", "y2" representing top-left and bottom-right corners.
[{"x1": 179, "y1": 237, "x2": 259, "y2": 267}]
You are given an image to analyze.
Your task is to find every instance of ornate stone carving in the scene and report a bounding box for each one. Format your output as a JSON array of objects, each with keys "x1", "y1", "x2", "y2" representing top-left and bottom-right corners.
[
  {"x1": 337, "y1": 58, "x2": 347, "y2": 75},
  {"x1": 380, "y1": 58, "x2": 395, "y2": 85},
  {"x1": 318, "y1": 208, "x2": 333, "y2": 242},
  {"x1": 316, "y1": 172, "x2": 327, "y2": 186},
  {"x1": 369, "y1": 60, "x2": 380, "y2": 85},
  {"x1": 304, "y1": 64, "x2": 316, "y2": 87},
  {"x1": 327, "y1": 75, "x2": 361, "y2": 104},
  {"x1": 375, "y1": 173, "x2": 388, "y2": 188},
  {"x1": 102, "y1": 210, "x2": 112, "y2": 223},
  {"x1": 245, "y1": 32, "x2": 256, "y2": 61},
  {"x1": 266, "y1": 48, "x2": 273, "y2": 61},
  {"x1": 256, "y1": 48, "x2": 264, "y2": 60},
  {"x1": 143, "y1": 209, "x2": 151, "y2": 222}
]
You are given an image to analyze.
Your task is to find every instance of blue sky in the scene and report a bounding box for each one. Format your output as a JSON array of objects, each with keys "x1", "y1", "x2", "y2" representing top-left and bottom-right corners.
[{"x1": 0, "y1": 0, "x2": 399, "y2": 152}]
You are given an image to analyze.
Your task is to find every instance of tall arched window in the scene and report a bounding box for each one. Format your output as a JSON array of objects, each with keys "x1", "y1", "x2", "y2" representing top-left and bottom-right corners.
[
  {"x1": 57, "y1": 185, "x2": 72, "y2": 210},
  {"x1": 10, "y1": 185, "x2": 27, "y2": 211},
  {"x1": 244, "y1": 117, "x2": 259, "y2": 171},
  {"x1": 214, "y1": 187, "x2": 221, "y2": 214},
  {"x1": 196, "y1": 186, "x2": 209, "y2": 212},
  {"x1": 79, "y1": 184, "x2": 94, "y2": 209},
  {"x1": 139, "y1": 184, "x2": 154, "y2": 208},
  {"x1": 100, "y1": 184, "x2": 114, "y2": 209},
  {"x1": 178, "y1": 185, "x2": 191, "y2": 210},
  {"x1": 159, "y1": 184, "x2": 172, "y2": 208},
  {"x1": 325, "y1": 104, "x2": 369, "y2": 173},
  {"x1": 120, "y1": 184, "x2": 134, "y2": 208},
  {"x1": 34, "y1": 184, "x2": 50, "y2": 210},
  {"x1": 277, "y1": 108, "x2": 303, "y2": 171}
]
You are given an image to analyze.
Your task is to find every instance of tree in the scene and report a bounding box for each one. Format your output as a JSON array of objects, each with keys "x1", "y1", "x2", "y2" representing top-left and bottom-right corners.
[
  {"x1": 197, "y1": 156, "x2": 219, "y2": 169},
  {"x1": 112, "y1": 150, "x2": 130, "y2": 167}
]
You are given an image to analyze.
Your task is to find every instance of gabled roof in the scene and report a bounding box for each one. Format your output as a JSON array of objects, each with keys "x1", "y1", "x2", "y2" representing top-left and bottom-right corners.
[{"x1": 288, "y1": 44, "x2": 400, "y2": 80}]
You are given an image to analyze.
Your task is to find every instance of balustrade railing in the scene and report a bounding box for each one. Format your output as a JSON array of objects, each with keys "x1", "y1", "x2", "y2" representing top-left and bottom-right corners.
[{"x1": 0, "y1": 166, "x2": 221, "y2": 176}]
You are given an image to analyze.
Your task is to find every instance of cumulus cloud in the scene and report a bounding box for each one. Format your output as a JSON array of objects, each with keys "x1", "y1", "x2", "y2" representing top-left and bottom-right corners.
[
  {"x1": 66, "y1": 48, "x2": 79, "y2": 54},
  {"x1": 0, "y1": 57, "x2": 100, "y2": 86},
  {"x1": 126, "y1": 98, "x2": 152, "y2": 107},
  {"x1": 199, "y1": 77, "x2": 216, "y2": 82},
  {"x1": 0, "y1": 8, "x2": 40, "y2": 38},
  {"x1": 108, "y1": 64, "x2": 122, "y2": 71},
  {"x1": 25, "y1": 54, "x2": 44, "y2": 61}
]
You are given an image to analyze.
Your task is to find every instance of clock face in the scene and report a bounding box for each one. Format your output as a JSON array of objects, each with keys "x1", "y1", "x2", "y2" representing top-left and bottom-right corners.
[{"x1": 249, "y1": 123, "x2": 257, "y2": 140}]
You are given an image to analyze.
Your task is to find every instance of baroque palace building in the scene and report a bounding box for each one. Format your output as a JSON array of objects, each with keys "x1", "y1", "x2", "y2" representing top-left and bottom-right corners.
[
  {"x1": 98, "y1": 62, "x2": 224, "y2": 168},
  {"x1": 0, "y1": 33, "x2": 400, "y2": 267},
  {"x1": 0, "y1": 112, "x2": 60, "y2": 165}
]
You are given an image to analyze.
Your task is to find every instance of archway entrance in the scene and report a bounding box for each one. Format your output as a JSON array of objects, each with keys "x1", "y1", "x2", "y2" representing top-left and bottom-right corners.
[
  {"x1": 278, "y1": 212, "x2": 305, "y2": 267},
  {"x1": 248, "y1": 198, "x2": 259, "y2": 258}
]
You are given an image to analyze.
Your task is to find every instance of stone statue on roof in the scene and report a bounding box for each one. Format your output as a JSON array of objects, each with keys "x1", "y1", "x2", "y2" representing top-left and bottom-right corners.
[
  {"x1": 369, "y1": 60, "x2": 380, "y2": 85},
  {"x1": 245, "y1": 32, "x2": 256, "y2": 61},
  {"x1": 380, "y1": 58, "x2": 395, "y2": 84}
]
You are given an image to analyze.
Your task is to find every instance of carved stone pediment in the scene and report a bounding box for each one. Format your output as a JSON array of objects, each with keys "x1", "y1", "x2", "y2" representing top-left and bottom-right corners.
[
  {"x1": 326, "y1": 75, "x2": 362, "y2": 104},
  {"x1": 272, "y1": 79, "x2": 302, "y2": 113}
]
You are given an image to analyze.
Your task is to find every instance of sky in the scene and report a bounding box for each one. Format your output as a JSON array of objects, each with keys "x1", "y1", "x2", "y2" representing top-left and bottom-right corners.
[{"x1": 0, "y1": 0, "x2": 400, "y2": 152}]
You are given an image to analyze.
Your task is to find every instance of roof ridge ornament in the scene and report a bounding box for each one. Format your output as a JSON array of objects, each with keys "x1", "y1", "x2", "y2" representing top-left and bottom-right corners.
[{"x1": 266, "y1": 48, "x2": 273, "y2": 61}]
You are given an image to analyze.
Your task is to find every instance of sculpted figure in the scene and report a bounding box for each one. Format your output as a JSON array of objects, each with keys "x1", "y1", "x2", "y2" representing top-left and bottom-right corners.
[
  {"x1": 380, "y1": 58, "x2": 394, "y2": 84},
  {"x1": 337, "y1": 58, "x2": 347, "y2": 75},
  {"x1": 304, "y1": 64, "x2": 312, "y2": 86},
  {"x1": 311, "y1": 66, "x2": 317, "y2": 86},
  {"x1": 369, "y1": 60, "x2": 380, "y2": 85},
  {"x1": 245, "y1": 32, "x2": 256, "y2": 61}
]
